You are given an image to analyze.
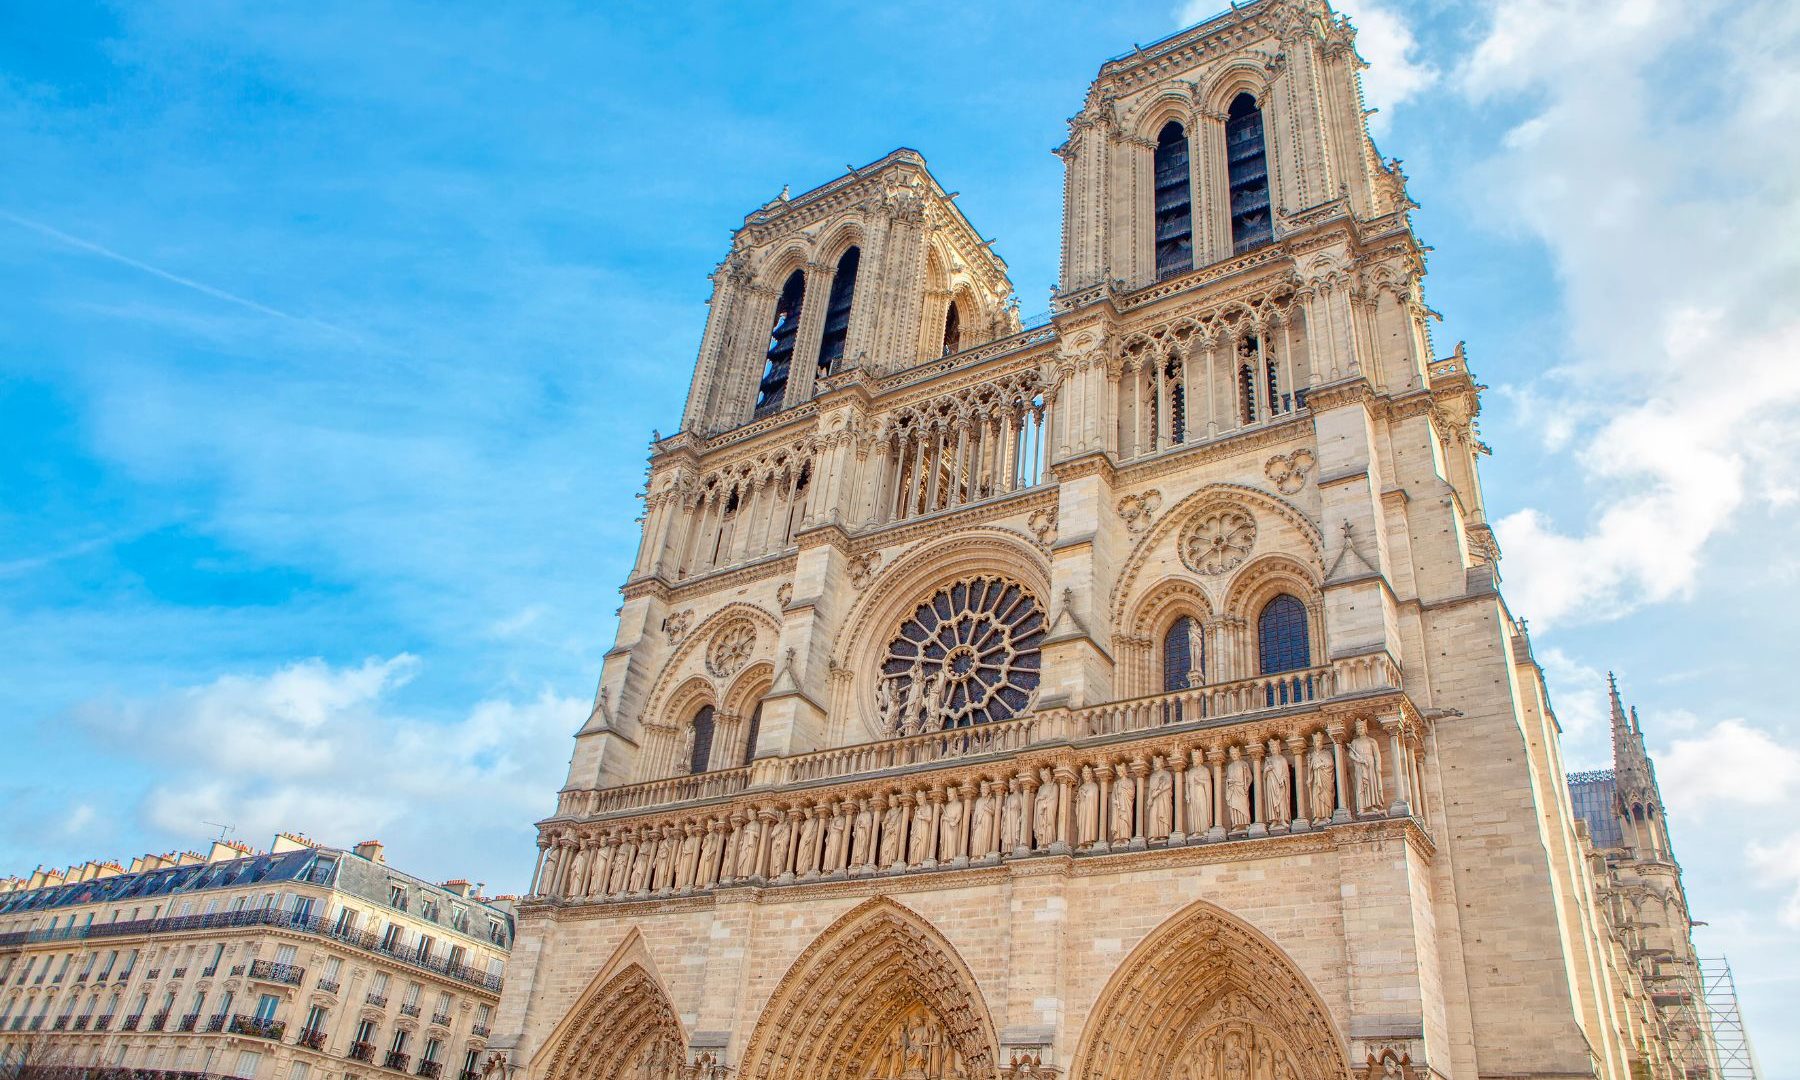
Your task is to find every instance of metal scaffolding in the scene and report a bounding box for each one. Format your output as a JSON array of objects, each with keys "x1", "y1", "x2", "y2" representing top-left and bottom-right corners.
[{"x1": 1700, "y1": 958, "x2": 1762, "y2": 1080}]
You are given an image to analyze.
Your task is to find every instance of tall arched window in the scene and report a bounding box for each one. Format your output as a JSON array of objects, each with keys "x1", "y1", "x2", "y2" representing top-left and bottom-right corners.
[
  {"x1": 1162, "y1": 615, "x2": 1202, "y2": 691},
  {"x1": 1153, "y1": 121, "x2": 1194, "y2": 280},
  {"x1": 688, "y1": 706, "x2": 715, "y2": 774},
  {"x1": 741, "y1": 703, "x2": 763, "y2": 766},
  {"x1": 756, "y1": 269, "x2": 807, "y2": 419},
  {"x1": 816, "y1": 246, "x2": 860, "y2": 377},
  {"x1": 1257, "y1": 594, "x2": 1310, "y2": 675},
  {"x1": 941, "y1": 300, "x2": 962, "y2": 357},
  {"x1": 1226, "y1": 93, "x2": 1272, "y2": 254}
]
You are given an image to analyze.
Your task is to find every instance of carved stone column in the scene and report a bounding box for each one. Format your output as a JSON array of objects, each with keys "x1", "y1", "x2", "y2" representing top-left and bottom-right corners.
[
  {"x1": 1052, "y1": 765, "x2": 1076, "y2": 856},
  {"x1": 1207, "y1": 748, "x2": 1227, "y2": 841},
  {"x1": 1169, "y1": 752, "x2": 1190, "y2": 843},
  {"x1": 1128, "y1": 758, "x2": 1150, "y2": 850},
  {"x1": 527, "y1": 837, "x2": 549, "y2": 899},
  {"x1": 1382, "y1": 717, "x2": 1411, "y2": 816},
  {"x1": 1287, "y1": 734, "x2": 1311, "y2": 833},
  {"x1": 1246, "y1": 743, "x2": 1269, "y2": 838},
  {"x1": 1328, "y1": 722, "x2": 1351, "y2": 822}
]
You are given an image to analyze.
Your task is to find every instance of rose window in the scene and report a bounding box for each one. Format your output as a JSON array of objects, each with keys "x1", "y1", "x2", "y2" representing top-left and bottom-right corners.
[
  {"x1": 1181, "y1": 507, "x2": 1257, "y2": 576},
  {"x1": 879, "y1": 577, "x2": 1044, "y2": 733}
]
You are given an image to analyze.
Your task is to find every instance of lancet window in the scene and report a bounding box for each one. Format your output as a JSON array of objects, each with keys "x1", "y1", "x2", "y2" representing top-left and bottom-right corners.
[
  {"x1": 674, "y1": 443, "x2": 817, "y2": 579},
  {"x1": 687, "y1": 706, "x2": 715, "y2": 774},
  {"x1": 756, "y1": 270, "x2": 807, "y2": 419},
  {"x1": 817, "y1": 247, "x2": 860, "y2": 377},
  {"x1": 1163, "y1": 615, "x2": 1202, "y2": 691},
  {"x1": 1226, "y1": 93, "x2": 1272, "y2": 254},
  {"x1": 1154, "y1": 121, "x2": 1195, "y2": 279},
  {"x1": 1257, "y1": 594, "x2": 1310, "y2": 675},
  {"x1": 741, "y1": 703, "x2": 762, "y2": 765},
  {"x1": 940, "y1": 301, "x2": 961, "y2": 357}
]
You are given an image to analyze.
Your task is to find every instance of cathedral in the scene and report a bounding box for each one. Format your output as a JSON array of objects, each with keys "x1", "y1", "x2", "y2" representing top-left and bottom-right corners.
[{"x1": 487, "y1": 2, "x2": 1720, "y2": 1078}]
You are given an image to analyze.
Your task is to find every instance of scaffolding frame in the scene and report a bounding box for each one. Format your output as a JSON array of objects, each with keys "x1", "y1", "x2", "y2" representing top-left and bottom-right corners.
[{"x1": 1699, "y1": 958, "x2": 1762, "y2": 1080}]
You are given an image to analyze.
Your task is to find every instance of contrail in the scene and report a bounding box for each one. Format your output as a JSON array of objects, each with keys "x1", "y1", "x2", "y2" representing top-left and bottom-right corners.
[{"x1": 1, "y1": 209, "x2": 356, "y2": 338}]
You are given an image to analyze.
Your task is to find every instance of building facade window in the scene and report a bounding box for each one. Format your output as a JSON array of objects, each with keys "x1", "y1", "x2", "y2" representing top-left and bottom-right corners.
[
  {"x1": 1225, "y1": 93, "x2": 1272, "y2": 254},
  {"x1": 688, "y1": 706, "x2": 716, "y2": 774},
  {"x1": 1154, "y1": 121, "x2": 1194, "y2": 279},
  {"x1": 1256, "y1": 594, "x2": 1310, "y2": 675},
  {"x1": 940, "y1": 301, "x2": 961, "y2": 357},
  {"x1": 756, "y1": 270, "x2": 807, "y2": 419},
  {"x1": 1162, "y1": 615, "x2": 1202, "y2": 691}
]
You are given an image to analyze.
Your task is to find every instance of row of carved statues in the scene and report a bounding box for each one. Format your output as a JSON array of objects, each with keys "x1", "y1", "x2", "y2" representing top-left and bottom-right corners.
[{"x1": 532, "y1": 717, "x2": 1420, "y2": 901}]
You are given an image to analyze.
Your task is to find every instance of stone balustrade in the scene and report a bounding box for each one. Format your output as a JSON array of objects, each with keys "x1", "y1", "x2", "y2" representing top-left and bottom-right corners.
[{"x1": 530, "y1": 656, "x2": 1426, "y2": 905}]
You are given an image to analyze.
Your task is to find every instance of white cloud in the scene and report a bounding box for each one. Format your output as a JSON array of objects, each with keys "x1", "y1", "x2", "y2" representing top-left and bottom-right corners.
[
  {"x1": 1172, "y1": 1, "x2": 1436, "y2": 135},
  {"x1": 1465, "y1": 0, "x2": 1800, "y2": 628},
  {"x1": 1747, "y1": 832, "x2": 1800, "y2": 928},
  {"x1": 1656, "y1": 719, "x2": 1800, "y2": 818},
  {"x1": 74, "y1": 655, "x2": 580, "y2": 890}
]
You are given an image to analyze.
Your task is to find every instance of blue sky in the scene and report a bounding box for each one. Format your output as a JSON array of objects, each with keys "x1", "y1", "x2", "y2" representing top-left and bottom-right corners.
[{"x1": 3, "y1": 0, "x2": 1797, "y2": 1068}]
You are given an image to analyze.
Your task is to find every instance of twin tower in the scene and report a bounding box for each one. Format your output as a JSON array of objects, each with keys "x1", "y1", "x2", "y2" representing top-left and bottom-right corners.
[{"x1": 488, "y1": 3, "x2": 1709, "y2": 1080}]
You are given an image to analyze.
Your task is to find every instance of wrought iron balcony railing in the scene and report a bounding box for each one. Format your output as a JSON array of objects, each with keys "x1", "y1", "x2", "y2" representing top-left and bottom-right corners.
[
  {"x1": 348, "y1": 1041, "x2": 376, "y2": 1063},
  {"x1": 297, "y1": 1028, "x2": 328, "y2": 1050},
  {"x1": 249, "y1": 959, "x2": 305, "y2": 986},
  {"x1": 398, "y1": 1003, "x2": 421, "y2": 1019},
  {"x1": 148, "y1": 1010, "x2": 169, "y2": 1031},
  {"x1": 365, "y1": 993, "x2": 388, "y2": 1008},
  {"x1": 385, "y1": 1052, "x2": 412, "y2": 1072},
  {"x1": 230, "y1": 1014, "x2": 286, "y2": 1040},
  {"x1": 417, "y1": 1062, "x2": 443, "y2": 1079},
  {"x1": 317, "y1": 978, "x2": 340, "y2": 994},
  {"x1": 122, "y1": 1013, "x2": 142, "y2": 1031},
  {"x1": 178, "y1": 1012, "x2": 200, "y2": 1031},
  {"x1": 430, "y1": 1012, "x2": 451, "y2": 1026}
]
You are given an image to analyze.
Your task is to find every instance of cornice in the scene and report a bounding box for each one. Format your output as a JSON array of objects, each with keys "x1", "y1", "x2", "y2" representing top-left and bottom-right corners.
[
  {"x1": 1113, "y1": 413, "x2": 1313, "y2": 486},
  {"x1": 846, "y1": 486, "x2": 1057, "y2": 555}
]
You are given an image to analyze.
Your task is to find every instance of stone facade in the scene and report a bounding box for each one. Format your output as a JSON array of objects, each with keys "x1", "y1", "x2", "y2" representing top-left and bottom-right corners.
[
  {"x1": 490, "y1": 2, "x2": 1717, "y2": 1079},
  {"x1": 0, "y1": 836, "x2": 512, "y2": 1080}
]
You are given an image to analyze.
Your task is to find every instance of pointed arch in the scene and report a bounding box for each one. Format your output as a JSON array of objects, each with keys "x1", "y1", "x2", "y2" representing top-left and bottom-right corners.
[
  {"x1": 531, "y1": 930, "x2": 686, "y2": 1080},
  {"x1": 1071, "y1": 898, "x2": 1352, "y2": 1080},
  {"x1": 738, "y1": 897, "x2": 999, "y2": 1080}
]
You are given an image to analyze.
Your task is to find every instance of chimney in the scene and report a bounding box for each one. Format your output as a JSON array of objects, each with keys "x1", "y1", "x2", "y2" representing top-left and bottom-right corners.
[
  {"x1": 353, "y1": 840, "x2": 386, "y2": 865},
  {"x1": 439, "y1": 880, "x2": 472, "y2": 898},
  {"x1": 271, "y1": 832, "x2": 316, "y2": 854}
]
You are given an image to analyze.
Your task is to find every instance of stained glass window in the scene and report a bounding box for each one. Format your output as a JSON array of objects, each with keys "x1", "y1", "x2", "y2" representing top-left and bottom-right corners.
[
  {"x1": 1257, "y1": 594, "x2": 1310, "y2": 675},
  {"x1": 1163, "y1": 615, "x2": 1201, "y2": 692},
  {"x1": 688, "y1": 706, "x2": 715, "y2": 775},
  {"x1": 882, "y1": 578, "x2": 1045, "y2": 730}
]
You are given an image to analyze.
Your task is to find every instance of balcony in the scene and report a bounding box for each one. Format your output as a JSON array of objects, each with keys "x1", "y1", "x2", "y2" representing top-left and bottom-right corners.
[
  {"x1": 348, "y1": 1042, "x2": 376, "y2": 1064},
  {"x1": 172, "y1": 967, "x2": 188, "y2": 979},
  {"x1": 249, "y1": 960, "x2": 305, "y2": 986},
  {"x1": 229, "y1": 1014, "x2": 286, "y2": 1040},
  {"x1": 95, "y1": 1014, "x2": 113, "y2": 1031},
  {"x1": 147, "y1": 968, "x2": 162, "y2": 980},
  {"x1": 461, "y1": 1071, "x2": 480, "y2": 1080},
  {"x1": 385, "y1": 1052, "x2": 412, "y2": 1072},
  {"x1": 0, "y1": 911, "x2": 505, "y2": 995},
  {"x1": 52, "y1": 1016, "x2": 69, "y2": 1031},
  {"x1": 296, "y1": 1028, "x2": 328, "y2": 1051},
  {"x1": 72, "y1": 1015, "x2": 90, "y2": 1031},
  {"x1": 149, "y1": 1011, "x2": 169, "y2": 1031},
  {"x1": 399, "y1": 1003, "x2": 421, "y2": 1019},
  {"x1": 206, "y1": 1013, "x2": 228, "y2": 1032},
  {"x1": 539, "y1": 654, "x2": 1430, "y2": 903},
  {"x1": 76, "y1": 972, "x2": 90, "y2": 983},
  {"x1": 230, "y1": 965, "x2": 245, "y2": 977},
  {"x1": 29, "y1": 1016, "x2": 43, "y2": 1031},
  {"x1": 471, "y1": 1025, "x2": 490, "y2": 1039},
  {"x1": 123, "y1": 1014, "x2": 142, "y2": 1032},
  {"x1": 430, "y1": 1012, "x2": 451, "y2": 1027},
  {"x1": 417, "y1": 1062, "x2": 443, "y2": 1079},
  {"x1": 318, "y1": 978, "x2": 340, "y2": 994},
  {"x1": 178, "y1": 1012, "x2": 200, "y2": 1032},
  {"x1": 366, "y1": 993, "x2": 388, "y2": 1008},
  {"x1": 201, "y1": 965, "x2": 219, "y2": 978}
]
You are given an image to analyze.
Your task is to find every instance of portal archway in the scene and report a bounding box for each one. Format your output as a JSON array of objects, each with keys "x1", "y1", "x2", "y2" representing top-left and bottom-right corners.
[
  {"x1": 1072, "y1": 899, "x2": 1352, "y2": 1080},
  {"x1": 738, "y1": 897, "x2": 998, "y2": 1080},
  {"x1": 533, "y1": 932, "x2": 686, "y2": 1080}
]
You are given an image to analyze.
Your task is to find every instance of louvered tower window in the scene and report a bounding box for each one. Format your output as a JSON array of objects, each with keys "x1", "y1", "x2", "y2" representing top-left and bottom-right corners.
[
  {"x1": 1162, "y1": 616, "x2": 1202, "y2": 691},
  {"x1": 941, "y1": 301, "x2": 961, "y2": 357},
  {"x1": 1226, "y1": 93, "x2": 1273, "y2": 254},
  {"x1": 1257, "y1": 594, "x2": 1310, "y2": 675},
  {"x1": 816, "y1": 247, "x2": 860, "y2": 377},
  {"x1": 1153, "y1": 122, "x2": 1194, "y2": 280},
  {"x1": 688, "y1": 706, "x2": 715, "y2": 775},
  {"x1": 756, "y1": 270, "x2": 807, "y2": 418}
]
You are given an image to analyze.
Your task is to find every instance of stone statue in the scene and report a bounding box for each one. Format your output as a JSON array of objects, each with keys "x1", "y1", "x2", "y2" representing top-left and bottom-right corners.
[
  {"x1": 1032, "y1": 769, "x2": 1057, "y2": 848},
  {"x1": 675, "y1": 829, "x2": 699, "y2": 889},
  {"x1": 880, "y1": 800, "x2": 906, "y2": 867},
  {"x1": 1225, "y1": 747, "x2": 1253, "y2": 830},
  {"x1": 652, "y1": 830, "x2": 675, "y2": 887},
  {"x1": 628, "y1": 840, "x2": 653, "y2": 893},
  {"x1": 824, "y1": 804, "x2": 848, "y2": 872},
  {"x1": 1349, "y1": 718, "x2": 1384, "y2": 814},
  {"x1": 1223, "y1": 1030, "x2": 1250, "y2": 1080},
  {"x1": 607, "y1": 838, "x2": 633, "y2": 894},
  {"x1": 909, "y1": 797, "x2": 938, "y2": 864},
  {"x1": 939, "y1": 790, "x2": 965, "y2": 860},
  {"x1": 920, "y1": 667, "x2": 949, "y2": 731},
  {"x1": 796, "y1": 810, "x2": 821, "y2": 876},
  {"x1": 1110, "y1": 763, "x2": 1135, "y2": 842},
  {"x1": 876, "y1": 676, "x2": 900, "y2": 736},
  {"x1": 852, "y1": 801, "x2": 875, "y2": 867},
  {"x1": 1308, "y1": 731, "x2": 1335, "y2": 823},
  {"x1": 1263, "y1": 739, "x2": 1292, "y2": 827},
  {"x1": 697, "y1": 827, "x2": 721, "y2": 886},
  {"x1": 1076, "y1": 764, "x2": 1101, "y2": 845},
  {"x1": 1147, "y1": 757, "x2": 1174, "y2": 839},
  {"x1": 767, "y1": 811, "x2": 792, "y2": 877},
  {"x1": 736, "y1": 816, "x2": 764, "y2": 879},
  {"x1": 900, "y1": 658, "x2": 927, "y2": 734},
  {"x1": 970, "y1": 781, "x2": 996, "y2": 857},
  {"x1": 1001, "y1": 782, "x2": 1024, "y2": 850},
  {"x1": 1187, "y1": 749, "x2": 1214, "y2": 833}
]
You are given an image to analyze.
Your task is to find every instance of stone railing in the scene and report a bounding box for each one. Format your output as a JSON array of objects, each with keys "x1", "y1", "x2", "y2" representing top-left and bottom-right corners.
[
  {"x1": 558, "y1": 766, "x2": 753, "y2": 820},
  {"x1": 532, "y1": 659, "x2": 1426, "y2": 906}
]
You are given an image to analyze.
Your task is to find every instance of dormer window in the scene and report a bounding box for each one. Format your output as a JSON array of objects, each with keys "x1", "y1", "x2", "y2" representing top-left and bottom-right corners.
[
  {"x1": 756, "y1": 270, "x2": 807, "y2": 419},
  {"x1": 1154, "y1": 122, "x2": 1194, "y2": 279},
  {"x1": 1226, "y1": 94, "x2": 1272, "y2": 254},
  {"x1": 816, "y1": 247, "x2": 860, "y2": 377}
]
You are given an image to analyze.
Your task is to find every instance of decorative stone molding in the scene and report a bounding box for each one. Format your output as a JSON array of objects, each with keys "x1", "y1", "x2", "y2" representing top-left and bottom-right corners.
[
  {"x1": 1180, "y1": 506, "x2": 1258, "y2": 576},
  {"x1": 1116, "y1": 489, "x2": 1163, "y2": 535},
  {"x1": 1027, "y1": 506, "x2": 1059, "y2": 546},
  {"x1": 705, "y1": 619, "x2": 758, "y2": 679},
  {"x1": 1263, "y1": 448, "x2": 1315, "y2": 495},
  {"x1": 663, "y1": 609, "x2": 695, "y2": 644}
]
